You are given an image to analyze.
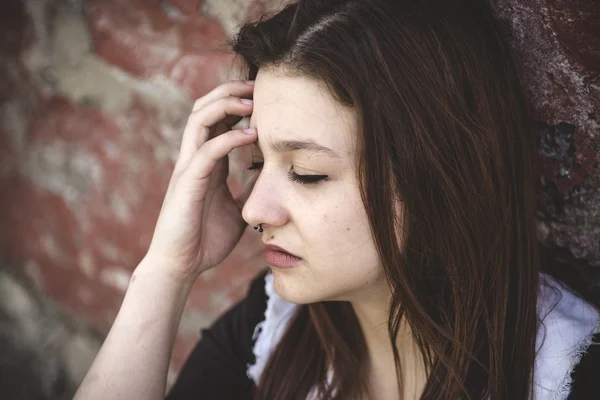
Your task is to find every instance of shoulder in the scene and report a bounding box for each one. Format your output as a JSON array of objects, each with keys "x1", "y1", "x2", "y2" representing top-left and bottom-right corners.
[{"x1": 206, "y1": 267, "x2": 270, "y2": 367}]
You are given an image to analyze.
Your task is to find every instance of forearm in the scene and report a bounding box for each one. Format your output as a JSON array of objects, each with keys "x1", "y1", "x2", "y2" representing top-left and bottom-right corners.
[{"x1": 74, "y1": 258, "x2": 195, "y2": 400}]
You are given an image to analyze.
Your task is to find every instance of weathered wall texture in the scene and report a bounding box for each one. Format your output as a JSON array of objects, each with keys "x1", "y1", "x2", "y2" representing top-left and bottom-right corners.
[
  {"x1": 0, "y1": 0, "x2": 286, "y2": 394},
  {"x1": 489, "y1": 0, "x2": 600, "y2": 269},
  {"x1": 0, "y1": 263, "x2": 102, "y2": 399},
  {"x1": 0, "y1": 0, "x2": 598, "y2": 398}
]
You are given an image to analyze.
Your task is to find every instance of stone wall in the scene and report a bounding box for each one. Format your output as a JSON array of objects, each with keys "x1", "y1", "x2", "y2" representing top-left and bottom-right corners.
[
  {"x1": 0, "y1": 261, "x2": 102, "y2": 399},
  {"x1": 0, "y1": 0, "x2": 286, "y2": 395},
  {"x1": 489, "y1": 0, "x2": 600, "y2": 268},
  {"x1": 0, "y1": 0, "x2": 598, "y2": 398}
]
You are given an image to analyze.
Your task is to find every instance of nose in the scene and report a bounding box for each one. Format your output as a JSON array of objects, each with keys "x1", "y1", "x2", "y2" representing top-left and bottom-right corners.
[{"x1": 241, "y1": 172, "x2": 288, "y2": 231}]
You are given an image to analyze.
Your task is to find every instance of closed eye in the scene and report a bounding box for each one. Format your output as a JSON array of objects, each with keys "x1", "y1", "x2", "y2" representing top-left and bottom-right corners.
[{"x1": 247, "y1": 162, "x2": 328, "y2": 185}]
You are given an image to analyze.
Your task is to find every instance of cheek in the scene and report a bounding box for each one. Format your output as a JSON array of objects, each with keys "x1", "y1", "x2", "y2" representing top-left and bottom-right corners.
[
  {"x1": 275, "y1": 188, "x2": 383, "y2": 304},
  {"x1": 305, "y1": 212, "x2": 382, "y2": 302},
  {"x1": 307, "y1": 191, "x2": 379, "y2": 269}
]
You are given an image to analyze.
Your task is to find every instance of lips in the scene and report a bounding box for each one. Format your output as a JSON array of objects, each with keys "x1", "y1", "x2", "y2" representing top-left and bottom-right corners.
[
  {"x1": 264, "y1": 244, "x2": 301, "y2": 259},
  {"x1": 264, "y1": 244, "x2": 302, "y2": 269}
]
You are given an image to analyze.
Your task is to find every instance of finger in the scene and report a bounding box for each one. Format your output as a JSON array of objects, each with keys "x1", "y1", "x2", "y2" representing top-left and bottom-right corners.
[
  {"x1": 177, "y1": 97, "x2": 254, "y2": 171},
  {"x1": 182, "y1": 128, "x2": 258, "y2": 184},
  {"x1": 175, "y1": 80, "x2": 254, "y2": 172},
  {"x1": 192, "y1": 80, "x2": 254, "y2": 111}
]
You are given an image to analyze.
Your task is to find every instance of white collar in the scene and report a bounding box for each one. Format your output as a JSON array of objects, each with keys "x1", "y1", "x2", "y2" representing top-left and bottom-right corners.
[
  {"x1": 247, "y1": 272, "x2": 600, "y2": 399},
  {"x1": 534, "y1": 273, "x2": 600, "y2": 399}
]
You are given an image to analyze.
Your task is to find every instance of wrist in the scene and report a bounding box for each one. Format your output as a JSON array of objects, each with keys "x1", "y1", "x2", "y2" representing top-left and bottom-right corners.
[{"x1": 134, "y1": 255, "x2": 199, "y2": 290}]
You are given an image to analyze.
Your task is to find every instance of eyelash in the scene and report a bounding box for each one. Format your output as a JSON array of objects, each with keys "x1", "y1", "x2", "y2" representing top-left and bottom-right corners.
[{"x1": 247, "y1": 162, "x2": 328, "y2": 185}]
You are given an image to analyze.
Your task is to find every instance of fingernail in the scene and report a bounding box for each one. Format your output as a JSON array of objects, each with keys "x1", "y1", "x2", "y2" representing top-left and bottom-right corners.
[
  {"x1": 243, "y1": 128, "x2": 256, "y2": 134},
  {"x1": 245, "y1": 80, "x2": 255, "y2": 85},
  {"x1": 240, "y1": 98, "x2": 253, "y2": 105}
]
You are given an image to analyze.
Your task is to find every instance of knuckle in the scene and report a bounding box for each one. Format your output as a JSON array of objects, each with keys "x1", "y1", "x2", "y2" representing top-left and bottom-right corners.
[
  {"x1": 185, "y1": 110, "x2": 207, "y2": 131},
  {"x1": 187, "y1": 107, "x2": 203, "y2": 121},
  {"x1": 201, "y1": 136, "x2": 218, "y2": 153},
  {"x1": 215, "y1": 82, "x2": 239, "y2": 100},
  {"x1": 203, "y1": 134, "x2": 230, "y2": 156},
  {"x1": 215, "y1": 97, "x2": 241, "y2": 115},
  {"x1": 223, "y1": 95, "x2": 241, "y2": 105},
  {"x1": 227, "y1": 80, "x2": 246, "y2": 92},
  {"x1": 193, "y1": 98, "x2": 204, "y2": 110}
]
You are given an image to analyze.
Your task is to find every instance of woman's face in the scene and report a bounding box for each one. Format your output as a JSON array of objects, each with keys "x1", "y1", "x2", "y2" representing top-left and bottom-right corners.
[{"x1": 241, "y1": 68, "x2": 388, "y2": 304}]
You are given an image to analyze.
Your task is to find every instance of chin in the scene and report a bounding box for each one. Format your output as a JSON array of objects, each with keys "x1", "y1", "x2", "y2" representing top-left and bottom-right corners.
[{"x1": 270, "y1": 267, "x2": 353, "y2": 304}]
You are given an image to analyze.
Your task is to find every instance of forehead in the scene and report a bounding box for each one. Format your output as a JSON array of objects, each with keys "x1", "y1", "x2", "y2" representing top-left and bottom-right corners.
[{"x1": 249, "y1": 69, "x2": 357, "y2": 156}]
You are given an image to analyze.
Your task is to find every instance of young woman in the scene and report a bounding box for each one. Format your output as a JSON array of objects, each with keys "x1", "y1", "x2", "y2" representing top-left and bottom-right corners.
[{"x1": 74, "y1": 0, "x2": 600, "y2": 399}]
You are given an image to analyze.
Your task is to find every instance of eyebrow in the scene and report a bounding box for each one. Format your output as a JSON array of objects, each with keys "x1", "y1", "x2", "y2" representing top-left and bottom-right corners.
[{"x1": 254, "y1": 138, "x2": 341, "y2": 158}]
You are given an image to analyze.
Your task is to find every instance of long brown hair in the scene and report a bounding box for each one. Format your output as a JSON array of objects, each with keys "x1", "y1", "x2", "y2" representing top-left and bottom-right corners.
[{"x1": 228, "y1": 0, "x2": 596, "y2": 398}]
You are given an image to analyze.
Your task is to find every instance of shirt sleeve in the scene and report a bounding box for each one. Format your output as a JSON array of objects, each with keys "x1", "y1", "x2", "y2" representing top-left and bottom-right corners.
[
  {"x1": 165, "y1": 269, "x2": 269, "y2": 400},
  {"x1": 567, "y1": 332, "x2": 600, "y2": 399}
]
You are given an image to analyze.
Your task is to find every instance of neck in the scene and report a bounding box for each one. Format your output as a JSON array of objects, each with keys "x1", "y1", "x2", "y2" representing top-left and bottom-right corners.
[{"x1": 350, "y1": 283, "x2": 427, "y2": 400}]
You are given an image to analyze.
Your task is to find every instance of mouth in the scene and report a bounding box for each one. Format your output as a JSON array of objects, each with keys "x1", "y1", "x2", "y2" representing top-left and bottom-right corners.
[
  {"x1": 264, "y1": 244, "x2": 301, "y2": 258},
  {"x1": 264, "y1": 244, "x2": 302, "y2": 268}
]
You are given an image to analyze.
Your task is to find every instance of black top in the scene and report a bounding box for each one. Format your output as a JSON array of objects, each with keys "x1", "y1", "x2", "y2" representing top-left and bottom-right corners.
[{"x1": 166, "y1": 270, "x2": 600, "y2": 400}]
